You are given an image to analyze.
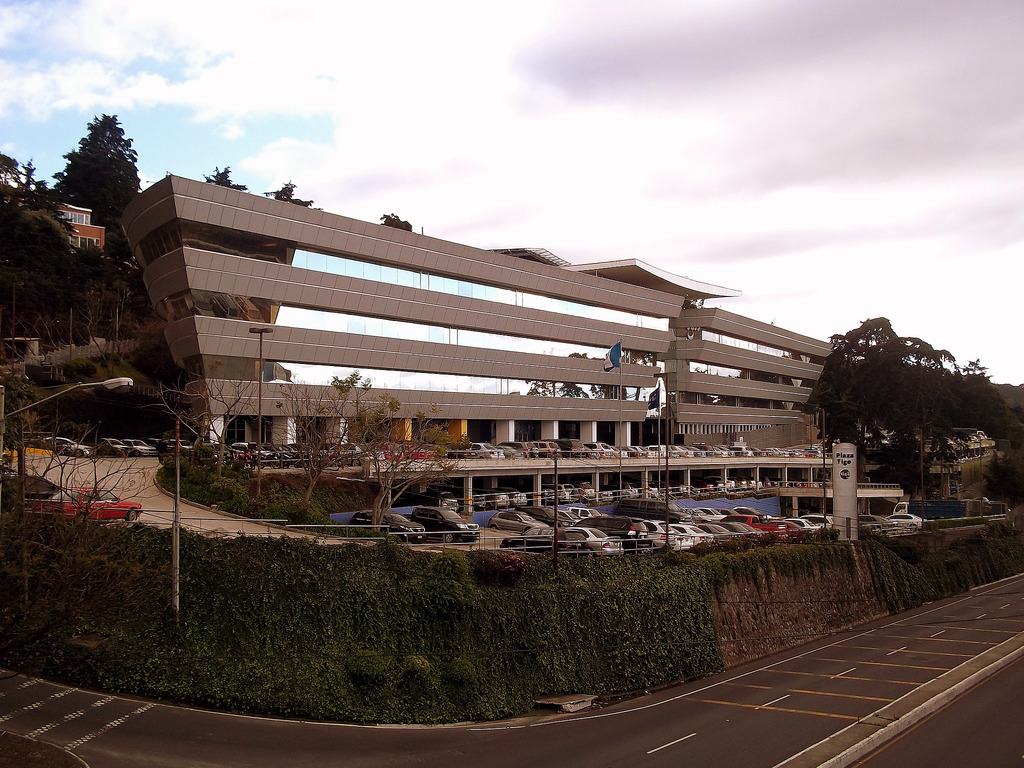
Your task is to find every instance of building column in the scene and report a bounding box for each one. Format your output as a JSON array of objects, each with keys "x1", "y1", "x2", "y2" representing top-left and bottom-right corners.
[
  {"x1": 542, "y1": 421, "x2": 558, "y2": 439},
  {"x1": 582, "y1": 421, "x2": 598, "y2": 442},
  {"x1": 495, "y1": 419, "x2": 514, "y2": 444},
  {"x1": 462, "y1": 476, "x2": 474, "y2": 515},
  {"x1": 532, "y1": 471, "x2": 545, "y2": 505}
]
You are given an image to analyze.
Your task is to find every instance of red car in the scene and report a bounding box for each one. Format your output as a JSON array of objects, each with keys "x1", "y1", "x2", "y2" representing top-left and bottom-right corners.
[
  {"x1": 720, "y1": 513, "x2": 791, "y2": 538},
  {"x1": 30, "y1": 488, "x2": 142, "y2": 521}
]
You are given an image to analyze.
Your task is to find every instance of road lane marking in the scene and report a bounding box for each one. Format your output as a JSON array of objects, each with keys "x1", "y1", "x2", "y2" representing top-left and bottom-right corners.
[
  {"x1": 647, "y1": 732, "x2": 696, "y2": 754},
  {"x1": 689, "y1": 698, "x2": 859, "y2": 720},
  {"x1": 773, "y1": 669, "x2": 920, "y2": 685},
  {"x1": 844, "y1": 645, "x2": 973, "y2": 659},
  {"x1": 759, "y1": 695, "x2": 790, "y2": 709},
  {"x1": 516, "y1": 575, "x2": 1024, "y2": 732},
  {"x1": 929, "y1": 629, "x2": 946, "y2": 637},
  {"x1": 831, "y1": 667, "x2": 857, "y2": 679},
  {"x1": 814, "y1": 657, "x2": 949, "y2": 672},
  {"x1": 725, "y1": 683, "x2": 892, "y2": 704},
  {"x1": 64, "y1": 702, "x2": 154, "y2": 751}
]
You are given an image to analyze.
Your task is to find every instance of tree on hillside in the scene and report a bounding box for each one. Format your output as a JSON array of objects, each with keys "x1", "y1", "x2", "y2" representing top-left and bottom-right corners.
[
  {"x1": 380, "y1": 213, "x2": 412, "y2": 231},
  {"x1": 811, "y1": 318, "x2": 958, "y2": 495},
  {"x1": 266, "y1": 181, "x2": 313, "y2": 207},
  {"x1": 53, "y1": 115, "x2": 139, "y2": 231},
  {"x1": 204, "y1": 166, "x2": 248, "y2": 191}
]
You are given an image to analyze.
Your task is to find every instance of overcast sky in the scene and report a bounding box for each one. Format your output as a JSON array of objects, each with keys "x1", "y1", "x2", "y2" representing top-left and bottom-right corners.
[{"x1": 3, "y1": 0, "x2": 1022, "y2": 384}]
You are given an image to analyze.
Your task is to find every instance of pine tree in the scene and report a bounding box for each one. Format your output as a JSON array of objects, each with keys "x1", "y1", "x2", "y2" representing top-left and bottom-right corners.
[{"x1": 53, "y1": 114, "x2": 140, "y2": 230}]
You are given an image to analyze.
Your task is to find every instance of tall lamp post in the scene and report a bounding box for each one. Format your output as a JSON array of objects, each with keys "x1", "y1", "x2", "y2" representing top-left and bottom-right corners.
[
  {"x1": 0, "y1": 377, "x2": 134, "y2": 517},
  {"x1": 249, "y1": 326, "x2": 273, "y2": 498}
]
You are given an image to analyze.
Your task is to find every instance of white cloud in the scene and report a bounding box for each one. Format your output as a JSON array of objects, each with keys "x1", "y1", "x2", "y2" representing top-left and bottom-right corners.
[{"x1": 3, "y1": 0, "x2": 1024, "y2": 382}]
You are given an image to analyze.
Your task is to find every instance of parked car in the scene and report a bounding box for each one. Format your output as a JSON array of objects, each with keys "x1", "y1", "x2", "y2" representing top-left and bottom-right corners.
[
  {"x1": 30, "y1": 436, "x2": 92, "y2": 457},
  {"x1": 447, "y1": 442, "x2": 502, "y2": 459},
  {"x1": 784, "y1": 517, "x2": 822, "y2": 533},
  {"x1": 348, "y1": 510, "x2": 427, "y2": 543},
  {"x1": 473, "y1": 490, "x2": 512, "y2": 511},
  {"x1": 857, "y1": 514, "x2": 892, "y2": 533},
  {"x1": 496, "y1": 442, "x2": 532, "y2": 458},
  {"x1": 487, "y1": 510, "x2": 549, "y2": 533},
  {"x1": 495, "y1": 487, "x2": 529, "y2": 507},
  {"x1": 499, "y1": 531, "x2": 555, "y2": 553},
  {"x1": 720, "y1": 512, "x2": 791, "y2": 537},
  {"x1": 409, "y1": 506, "x2": 480, "y2": 543},
  {"x1": 562, "y1": 526, "x2": 624, "y2": 555},
  {"x1": 583, "y1": 442, "x2": 619, "y2": 458},
  {"x1": 716, "y1": 521, "x2": 763, "y2": 539},
  {"x1": 528, "y1": 441, "x2": 559, "y2": 458},
  {"x1": 885, "y1": 512, "x2": 924, "y2": 531},
  {"x1": 582, "y1": 514, "x2": 644, "y2": 540},
  {"x1": 552, "y1": 439, "x2": 597, "y2": 458},
  {"x1": 30, "y1": 487, "x2": 142, "y2": 521},
  {"x1": 517, "y1": 505, "x2": 580, "y2": 528},
  {"x1": 694, "y1": 522, "x2": 737, "y2": 540},
  {"x1": 670, "y1": 523, "x2": 716, "y2": 546},
  {"x1": 617, "y1": 497, "x2": 688, "y2": 523},
  {"x1": 98, "y1": 437, "x2": 133, "y2": 456},
  {"x1": 121, "y1": 439, "x2": 159, "y2": 457}
]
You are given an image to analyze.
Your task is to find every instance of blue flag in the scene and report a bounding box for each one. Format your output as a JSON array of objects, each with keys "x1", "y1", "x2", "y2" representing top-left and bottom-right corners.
[
  {"x1": 646, "y1": 378, "x2": 665, "y2": 418},
  {"x1": 603, "y1": 341, "x2": 622, "y2": 372}
]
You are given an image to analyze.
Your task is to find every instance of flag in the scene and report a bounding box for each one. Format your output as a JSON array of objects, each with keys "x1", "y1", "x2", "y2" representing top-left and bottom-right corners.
[
  {"x1": 646, "y1": 378, "x2": 665, "y2": 418},
  {"x1": 603, "y1": 341, "x2": 622, "y2": 372}
]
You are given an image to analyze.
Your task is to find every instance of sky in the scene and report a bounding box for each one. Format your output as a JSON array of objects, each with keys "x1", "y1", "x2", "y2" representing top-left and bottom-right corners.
[{"x1": 3, "y1": 0, "x2": 1023, "y2": 384}]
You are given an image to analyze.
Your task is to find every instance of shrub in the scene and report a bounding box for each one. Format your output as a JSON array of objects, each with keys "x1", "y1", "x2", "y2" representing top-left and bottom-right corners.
[{"x1": 63, "y1": 357, "x2": 97, "y2": 378}]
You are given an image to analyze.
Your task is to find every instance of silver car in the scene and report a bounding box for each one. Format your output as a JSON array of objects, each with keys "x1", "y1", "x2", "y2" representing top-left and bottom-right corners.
[{"x1": 562, "y1": 527, "x2": 624, "y2": 555}]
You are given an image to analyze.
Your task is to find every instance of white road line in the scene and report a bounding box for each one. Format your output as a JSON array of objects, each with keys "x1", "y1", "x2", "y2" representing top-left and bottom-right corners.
[
  {"x1": 886, "y1": 646, "x2": 907, "y2": 656},
  {"x1": 759, "y1": 695, "x2": 790, "y2": 709},
  {"x1": 831, "y1": 668, "x2": 857, "y2": 679},
  {"x1": 930, "y1": 630, "x2": 946, "y2": 638},
  {"x1": 65, "y1": 703, "x2": 154, "y2": 751},
  {"x1": 976, "y1": 613, "x2": 988, "y2": 620},
  {"x1": 648, "y1": 732, "x2": 696, "y2": 754}
]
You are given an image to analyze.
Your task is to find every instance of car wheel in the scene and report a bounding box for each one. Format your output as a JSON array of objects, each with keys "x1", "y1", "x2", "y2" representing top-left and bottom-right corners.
[
  {"x1": 125, "y1": 509, "x2": 140, "y2": 522},
  {"x1": 443, "y1": 532, "x2": 455, "y2": 543}
]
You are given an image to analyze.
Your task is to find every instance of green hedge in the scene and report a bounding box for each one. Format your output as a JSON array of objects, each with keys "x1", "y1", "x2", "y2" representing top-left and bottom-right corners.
[{"x1": 3, "y1": 524, "x2": 1022, "y2": 724}]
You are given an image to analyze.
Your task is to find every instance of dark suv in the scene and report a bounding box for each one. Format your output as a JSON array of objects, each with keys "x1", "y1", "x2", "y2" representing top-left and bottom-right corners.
[
  {"x1": 617, "y1": 497, "x2": 689, "y2": 523},
  {"x1": 348, "y1": 510, "x2": 427, "y2": 543},
  {"x1": 409, "y1": 506, "x2": 480, "y2": 543}
]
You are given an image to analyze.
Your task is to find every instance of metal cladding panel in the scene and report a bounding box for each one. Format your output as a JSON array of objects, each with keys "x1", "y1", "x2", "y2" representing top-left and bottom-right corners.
[
  {"x1": 187, "y1": 316, "x2": 659, "y2": 388},
  {"x1": 124, "y1": 176, "x2": 687, "y2": 319},
  {"x1": 177, "y1": 250, "x2": 673, "y2": 353},
  {"x1": 201, "y1": 378, "x2": 652, "y2": 421},
  {"x1": 677, "y1": 372, "x2": 813, "y2": 402},
  {"x1": 677, "y1": 308, "x2": 831, "y2": 358},
  {"x1": 675, "y1": 340, "x2": 823, "y2": 380},
  {"x1": 672, "y1": 403, "x2": 805, "y2": 425}
]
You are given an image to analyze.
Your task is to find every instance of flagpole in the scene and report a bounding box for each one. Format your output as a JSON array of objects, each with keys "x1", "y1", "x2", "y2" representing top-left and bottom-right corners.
[
  {"x1": 664, "y1": 381, "x2": 671, "y2": 550},
  {"x1": 617, "y1": 342, "x2": 623, "y2": 501}
]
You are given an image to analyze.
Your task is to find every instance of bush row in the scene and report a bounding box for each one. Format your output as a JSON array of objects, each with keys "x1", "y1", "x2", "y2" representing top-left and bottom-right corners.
[{"x1": 3, "y1": 522, "x2": 1022, "y2": 724}]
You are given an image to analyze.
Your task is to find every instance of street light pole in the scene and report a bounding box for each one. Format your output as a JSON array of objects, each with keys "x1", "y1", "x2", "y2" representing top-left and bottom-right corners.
[{"x1": 249, "y1": 327, "x2": 273, "y2": 498}]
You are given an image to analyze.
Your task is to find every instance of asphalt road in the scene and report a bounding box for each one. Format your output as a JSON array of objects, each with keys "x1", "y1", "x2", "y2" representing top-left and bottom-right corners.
[
  {"x1": 2, "y1": 573, "x2": 1023, "y2": 767},
  {"x1": 849, "y1": 652, "x2": 1024, "y2": 767}
]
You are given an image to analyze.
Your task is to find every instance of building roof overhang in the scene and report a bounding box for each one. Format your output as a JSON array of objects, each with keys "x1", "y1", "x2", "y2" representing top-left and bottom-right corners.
[{"x1": 564, "y1": 259, "x2": 741, "y2": 302}]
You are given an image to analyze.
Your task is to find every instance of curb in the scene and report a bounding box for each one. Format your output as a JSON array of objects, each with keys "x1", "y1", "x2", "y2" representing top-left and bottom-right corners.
[{"x1": 774, "y1": 629, "x2": 1024, "y2": 768}]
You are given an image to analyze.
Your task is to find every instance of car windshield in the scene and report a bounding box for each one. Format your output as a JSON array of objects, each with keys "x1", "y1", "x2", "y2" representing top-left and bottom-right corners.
[{"x1": 82, "y1": 489, "x2": 118, "y2": 503}]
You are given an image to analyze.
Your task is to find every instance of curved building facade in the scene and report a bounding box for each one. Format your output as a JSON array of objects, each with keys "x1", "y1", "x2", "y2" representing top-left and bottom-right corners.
[{"x1": 123, "y1": 175, "x2": 830, "y2": 447}]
